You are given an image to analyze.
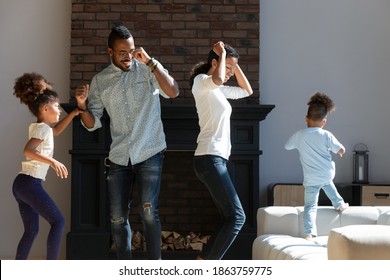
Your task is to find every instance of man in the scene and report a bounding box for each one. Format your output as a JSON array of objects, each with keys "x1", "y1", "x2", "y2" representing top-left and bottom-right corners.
[{"x1": 75, "y1": 25, "x2": 179, "y2": 259}]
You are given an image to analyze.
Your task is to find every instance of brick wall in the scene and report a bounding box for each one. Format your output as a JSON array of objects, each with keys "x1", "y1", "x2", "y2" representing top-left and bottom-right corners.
[{"x1": 70, "y1": 0, "x2": 259, "y2": 103}]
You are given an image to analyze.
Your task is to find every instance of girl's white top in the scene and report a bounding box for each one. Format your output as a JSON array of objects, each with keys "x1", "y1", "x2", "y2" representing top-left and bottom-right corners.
[{"x1": 20, "y1": 122, "x2": 53, "y2": 180}]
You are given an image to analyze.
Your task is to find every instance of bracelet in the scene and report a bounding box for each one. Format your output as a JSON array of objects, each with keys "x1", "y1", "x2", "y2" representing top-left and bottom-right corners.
[
  {"x1": 146, "y1": 58, "x2": 154, "y2": 67},
  {"x1": 78, "y1": 106, "x2": 88, "y2": 113},
  {"x1": 146, "y1": 58, "x2": 158, "y2": 73}
]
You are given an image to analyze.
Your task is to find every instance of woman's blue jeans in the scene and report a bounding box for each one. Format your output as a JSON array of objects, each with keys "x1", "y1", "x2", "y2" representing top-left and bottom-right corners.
[
  {"x1": 193, "y1": 155, "x2": 246, "y2": 260},
  {"x1": 107, "y1": 151, "x2": 164, "y2": 260},
  {"x1": 304, "y1": 181, "x2": 345, "y2": 236}
]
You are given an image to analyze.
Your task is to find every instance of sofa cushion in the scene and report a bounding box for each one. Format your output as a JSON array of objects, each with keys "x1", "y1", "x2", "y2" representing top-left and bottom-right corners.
[
  {"x1": 328, "y1": 225, "x2": 390, "y2": 259},
  {"x1": 377, "y1": 208, "x2": 390, "y2": 225},
  {"x1": 296, "y1": 207, "x2": 340, "y2": 237},
  {"x1": 339, "y1": 206, "x2": 380, "y2": 226},
  {"x1": 257, "y1": 207, "x2": 299, "y2": 237},
  {"x1": 252, "y1": 234, "x2": 327, "y2": 260}
]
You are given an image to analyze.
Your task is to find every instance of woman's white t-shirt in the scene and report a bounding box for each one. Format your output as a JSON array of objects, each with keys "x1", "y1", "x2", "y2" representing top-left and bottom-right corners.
[
  {"x1": 192, "y1": 74, "x2": 249, "y2": 160},
  {"x1": 20, "y1": 122, "x2": 53, "y2": 180}
]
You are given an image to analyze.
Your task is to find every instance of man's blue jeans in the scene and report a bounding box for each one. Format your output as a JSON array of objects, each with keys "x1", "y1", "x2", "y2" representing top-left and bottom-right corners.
[
  {"x1": 107, "y1": 151, "x2": 164, "y2": 260},
  {"x1": 193, "y1": 155, "x2": 246, "y2": 260},
  {"x1": 304, "y1": 181, "x2": 345, "y2": 236}
]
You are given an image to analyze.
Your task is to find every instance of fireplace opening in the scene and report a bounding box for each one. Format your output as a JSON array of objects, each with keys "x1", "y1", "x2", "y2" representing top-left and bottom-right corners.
[{"x1": 110, "y1": 230, "x2": 210, "y2": 252}]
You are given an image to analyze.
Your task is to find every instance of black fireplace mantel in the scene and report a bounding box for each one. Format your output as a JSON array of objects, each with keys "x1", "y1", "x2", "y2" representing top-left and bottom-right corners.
[
  {"x1": 62, "y1": 102, "x2": 274, "y2": 120},
  {"x1": 160, "y1": 103, "x2": 275, "y2": 151},
  {"x1": 62, "y1": 102, "x2": 275, "y2": 152},
  {"x1": 161, "y1": 103, "x2": 274, "y2": 120}
]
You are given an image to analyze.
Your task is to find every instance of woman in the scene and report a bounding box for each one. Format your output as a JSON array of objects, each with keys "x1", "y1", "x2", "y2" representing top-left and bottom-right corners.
[{"x1": 190, "y1": 41, "x2": 253, "y2": 259}]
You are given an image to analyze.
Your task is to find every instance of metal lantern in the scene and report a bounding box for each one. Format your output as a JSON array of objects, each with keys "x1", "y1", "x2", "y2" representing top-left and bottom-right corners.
[{"x1": 353, "y1": 143, "x2": 369, "y2": 184}]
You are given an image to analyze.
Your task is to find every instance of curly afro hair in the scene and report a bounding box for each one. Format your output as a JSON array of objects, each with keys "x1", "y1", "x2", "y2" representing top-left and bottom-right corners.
[
  {"x1": 13, "y1": 73, "x2": 57, "y2": 117},
  {"x1": 307, "y1": 92, "x2": 335, "y2": 121},
  {"x1": 13, "y1": 72, "x2": 52, "y2": 104}
]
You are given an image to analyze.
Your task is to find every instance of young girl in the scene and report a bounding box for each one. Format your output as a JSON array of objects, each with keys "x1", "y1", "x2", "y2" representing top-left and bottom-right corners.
[
  {"x1": 190, "y1": 41, "x2": 253, "y2": 259},
  {"x1": 12, "y1": 72, "x2": 80, "y2": 259},
  {"x1": 285, "y1": 92, "x2": 349, "y2": 239}
]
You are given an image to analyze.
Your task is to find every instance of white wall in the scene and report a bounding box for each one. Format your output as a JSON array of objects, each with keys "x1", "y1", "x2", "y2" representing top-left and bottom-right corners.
[
  {"x1": 0, "y1": 0, "x2": 71, "y2": 259},
  {"x1": 260, "y1": 0, "x2": 390, "y2": 206}
]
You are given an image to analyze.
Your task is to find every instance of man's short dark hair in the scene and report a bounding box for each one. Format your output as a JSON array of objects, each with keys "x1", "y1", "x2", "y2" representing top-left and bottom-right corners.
[{"x1": 108, "y1": 25, "x2": 132, "y2": 49}]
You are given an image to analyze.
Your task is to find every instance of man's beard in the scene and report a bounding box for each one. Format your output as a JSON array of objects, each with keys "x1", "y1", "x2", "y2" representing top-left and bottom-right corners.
[{"x1": 113, "y1": 58, "x2": 132, "y2": 71}]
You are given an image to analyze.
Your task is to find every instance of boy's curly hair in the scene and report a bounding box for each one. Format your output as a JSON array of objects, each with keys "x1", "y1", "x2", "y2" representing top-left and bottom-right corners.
[
  {"x1": 13, "y1": 73, "x2": 57, "y2": 117},
  {"x1": 307, "y1": 92, "x2": 335, "y2": 121}
]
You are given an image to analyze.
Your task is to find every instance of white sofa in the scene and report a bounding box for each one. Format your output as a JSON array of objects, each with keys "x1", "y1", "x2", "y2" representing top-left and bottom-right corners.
[{"x1": 252, "y1": 206, "x2": 390, "y2": 260}]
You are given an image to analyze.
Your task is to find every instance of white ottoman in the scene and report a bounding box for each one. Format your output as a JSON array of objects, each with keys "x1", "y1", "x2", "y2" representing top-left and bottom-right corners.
[{"x1": 328, "y1": 225, "x2": 390, "y2": 260}]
